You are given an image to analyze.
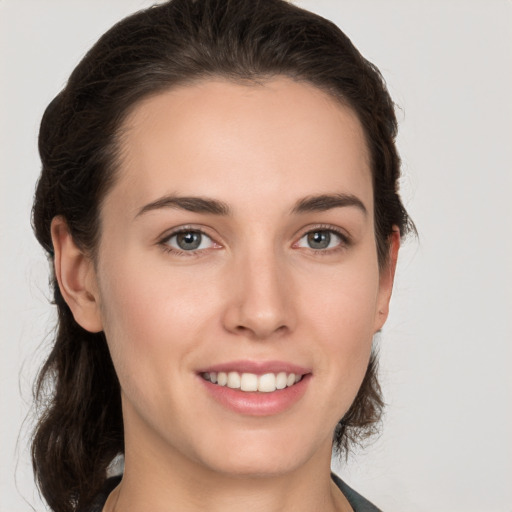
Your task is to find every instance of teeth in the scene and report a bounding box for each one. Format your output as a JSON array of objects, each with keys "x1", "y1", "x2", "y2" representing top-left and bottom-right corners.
[
  {"x1": 203, "y1": 371, "x2": 303, "y2": 392},
  {"x1": 240, "y1": 372, "x2": 258, "y2": 392},
  {"x1": 258, "y1": 373, "x2": 276, "y2": 392},
  {"x1": 217, "y1": 372, "x2": 228, "y2": 386},
  {"x1": 275, "y1": 372, "x2": 287, "y2": 390},
  {"x1": 227, "y1": 371, "x2": 241, "y2": 389}
]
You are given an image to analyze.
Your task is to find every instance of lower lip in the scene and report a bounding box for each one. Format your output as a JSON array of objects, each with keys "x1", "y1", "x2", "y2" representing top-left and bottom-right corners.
[{"x1": 199, "y1": 375, "x2": 311, "y2": 416}]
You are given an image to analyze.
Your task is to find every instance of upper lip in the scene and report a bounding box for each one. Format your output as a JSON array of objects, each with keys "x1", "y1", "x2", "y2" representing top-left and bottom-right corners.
[{"x1": 197, "y1": 360, "x2": 311, "y2": 375}]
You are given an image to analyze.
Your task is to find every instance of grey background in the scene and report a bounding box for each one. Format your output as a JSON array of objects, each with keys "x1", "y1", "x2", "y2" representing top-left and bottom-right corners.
[{"x1": 1, "y1": 1, "x2": 511, "y2": 511}]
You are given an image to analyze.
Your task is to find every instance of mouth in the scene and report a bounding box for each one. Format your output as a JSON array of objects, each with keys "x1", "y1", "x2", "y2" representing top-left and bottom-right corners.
[
  {"x1": 198, "y1": 363, "x2": 311, "y2": 415},
  {"x1": 201, "y1": 371, "x2": 303, "y2": 393}
]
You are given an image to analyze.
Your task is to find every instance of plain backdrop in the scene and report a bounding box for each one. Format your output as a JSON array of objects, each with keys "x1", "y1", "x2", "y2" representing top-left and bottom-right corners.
[{"x1": 1, "y1": 1, "x2": 511, "y2": 511}]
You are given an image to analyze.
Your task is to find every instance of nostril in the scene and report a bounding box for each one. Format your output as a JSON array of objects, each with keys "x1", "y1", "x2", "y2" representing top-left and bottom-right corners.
[{"x1": 233, "y1": 323, "x2": 288, "y2": 339}]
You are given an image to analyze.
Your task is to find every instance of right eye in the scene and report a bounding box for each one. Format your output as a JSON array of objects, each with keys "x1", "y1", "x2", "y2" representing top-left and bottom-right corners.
[{"x1": 162, "y1": 229, "x2": 216, "y2": 254}]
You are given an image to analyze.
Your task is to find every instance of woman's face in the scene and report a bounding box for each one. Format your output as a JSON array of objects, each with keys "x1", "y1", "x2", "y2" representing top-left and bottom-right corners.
[{"x1": 88, "y1": 78, "x2": 397, "y2": 477}]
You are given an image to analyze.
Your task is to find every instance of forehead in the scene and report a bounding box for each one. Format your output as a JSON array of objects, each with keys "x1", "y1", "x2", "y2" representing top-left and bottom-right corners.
[{"x1": 109, "y1": 77, "x2": 372, "y2": 216}]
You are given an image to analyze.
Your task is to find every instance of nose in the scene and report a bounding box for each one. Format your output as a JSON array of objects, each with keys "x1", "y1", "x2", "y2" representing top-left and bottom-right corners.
[{"x1": 221, "y1": 249, "x2": 296, "y2": 340}]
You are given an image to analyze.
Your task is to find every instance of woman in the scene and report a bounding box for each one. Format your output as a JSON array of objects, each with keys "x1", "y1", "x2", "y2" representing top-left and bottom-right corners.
[{"x1": 31, "y1": 0, "x2": 413, "y2": 511}]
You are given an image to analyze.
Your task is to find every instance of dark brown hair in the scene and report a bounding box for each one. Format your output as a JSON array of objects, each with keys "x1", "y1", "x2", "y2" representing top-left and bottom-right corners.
[{"x1": 31, "y1": 1, "x2": 413, "y2": 511}]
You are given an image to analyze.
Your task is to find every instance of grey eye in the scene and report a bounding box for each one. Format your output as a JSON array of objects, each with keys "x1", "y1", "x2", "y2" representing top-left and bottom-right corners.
[
  {"x1": 166, "y1": 231, "x2": 214, "y2": 251},
  {"x1": 176, "y1": 231, "x2": 201, "y2": 250},
  {"x1": 307, "y1": 231, "x2": 331, "y2": 249},
  {"x1": 297, "y1": 230, "x2": 342, "y2": 250}
]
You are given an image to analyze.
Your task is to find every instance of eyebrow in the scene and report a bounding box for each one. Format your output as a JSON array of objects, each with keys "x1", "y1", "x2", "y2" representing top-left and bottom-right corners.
[
  {"x1": 290, "y1": 193, "x2": 368, "y2": 216},
  {"x1": 135, "y1": 192, "x2": 367, "y2": 218},
  {"x1": 135, "y1": 195, "x2": 231, "y2": 218}
]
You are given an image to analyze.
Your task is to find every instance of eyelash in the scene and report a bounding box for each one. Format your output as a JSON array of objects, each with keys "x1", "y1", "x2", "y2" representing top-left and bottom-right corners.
[
  {"x1": 158, "y1": 225, "x2": 218, "y2": 258},
  {"x1": 158, "y1": 224, "x2": 350, "y2": 257},
  {"x1": 295, "y1": 224, "x2": 351, "y2": 255}
]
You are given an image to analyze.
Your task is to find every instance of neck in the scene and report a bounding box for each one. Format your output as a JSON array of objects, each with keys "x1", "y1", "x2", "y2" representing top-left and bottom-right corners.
[
  {"x1": 105, "y1": 437, "x2": 351, "y2": 512},
  {"x1": 106, "y1": 398, "x2": 353, "y2": 512}
]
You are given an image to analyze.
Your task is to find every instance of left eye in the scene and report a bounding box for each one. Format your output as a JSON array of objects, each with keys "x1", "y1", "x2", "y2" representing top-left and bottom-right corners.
[
  {"x1": 297, "y1": 230, "x2": 343, "y2": 250},
  {"x1": 165, "y1": 230, "x2": 214, "y2": 251}
]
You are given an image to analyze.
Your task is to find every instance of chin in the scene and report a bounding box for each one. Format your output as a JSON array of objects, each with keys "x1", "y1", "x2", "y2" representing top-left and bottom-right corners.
[
  {"x1": 201, "y1": 452, "x2": 305, "y2": 479},
  {"x1": 187, "y1": 427, "x2": 327, "y2": 479}
]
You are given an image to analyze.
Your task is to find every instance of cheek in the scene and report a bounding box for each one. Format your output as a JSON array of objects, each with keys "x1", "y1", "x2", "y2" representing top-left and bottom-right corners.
[
  {"x1": 302, "y1": 258, "x2": 380, "y2": 341},
  {"x1": 299, "y1": 256, "x2": 380, "y2": 391},
  {"x1": 97, "y1": 253, "x2": 220, "y2": 371},
  {"x1": 96, "y1": 260, "x2": 222, "y2": 434}
]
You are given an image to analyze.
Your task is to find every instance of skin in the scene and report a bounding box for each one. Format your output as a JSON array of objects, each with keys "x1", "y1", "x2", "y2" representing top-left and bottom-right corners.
[{"x1": 52, "y1": 77, "x2": 399, "y2": 512}]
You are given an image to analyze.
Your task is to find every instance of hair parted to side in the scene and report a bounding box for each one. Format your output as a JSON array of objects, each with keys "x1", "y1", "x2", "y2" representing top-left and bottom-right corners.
[{"x1": 31, "y1": 0, "x2": 414, "y2": 510}]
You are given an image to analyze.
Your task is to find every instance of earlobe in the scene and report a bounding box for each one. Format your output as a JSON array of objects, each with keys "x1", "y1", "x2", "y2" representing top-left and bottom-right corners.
[
  {"x1": 51, "y1": 216, "x2": 103, "y2": 333},
  {"x1": 374, "y1": 228, "x2": 400, "y2": 332}
]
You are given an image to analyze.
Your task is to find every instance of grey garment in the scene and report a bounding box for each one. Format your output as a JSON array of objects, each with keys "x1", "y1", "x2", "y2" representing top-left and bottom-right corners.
[
  {"x1": 82, "y1": 473, "x2": 382, "y2": 512},
  {"x1": 331, "y1": 473, "x2": 383, "y2": 512}
]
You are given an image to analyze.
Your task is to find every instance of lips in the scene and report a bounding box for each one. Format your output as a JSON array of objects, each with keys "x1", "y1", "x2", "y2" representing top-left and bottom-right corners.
[{"x1": 197, "y1": 360, "x2": 311, "y2": 416}]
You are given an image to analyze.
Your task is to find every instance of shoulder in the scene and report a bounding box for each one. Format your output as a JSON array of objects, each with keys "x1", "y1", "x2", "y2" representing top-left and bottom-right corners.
[{"x1": 331, "y1": 473, "x2": 383, "y2": 512}]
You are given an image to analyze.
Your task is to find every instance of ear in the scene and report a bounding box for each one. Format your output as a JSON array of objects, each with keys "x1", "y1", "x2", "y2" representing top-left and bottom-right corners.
[
  {"x1": 374, "y1": 228, "x2": 400, "y2": 332},
  {"x1": 51, "y1": 216, "x2": 103, "y2": 333}
]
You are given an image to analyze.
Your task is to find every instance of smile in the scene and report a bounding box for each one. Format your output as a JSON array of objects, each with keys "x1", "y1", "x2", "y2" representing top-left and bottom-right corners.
[{"x1": 201, "y1": 371, "x2": 303, "y2": 393}]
